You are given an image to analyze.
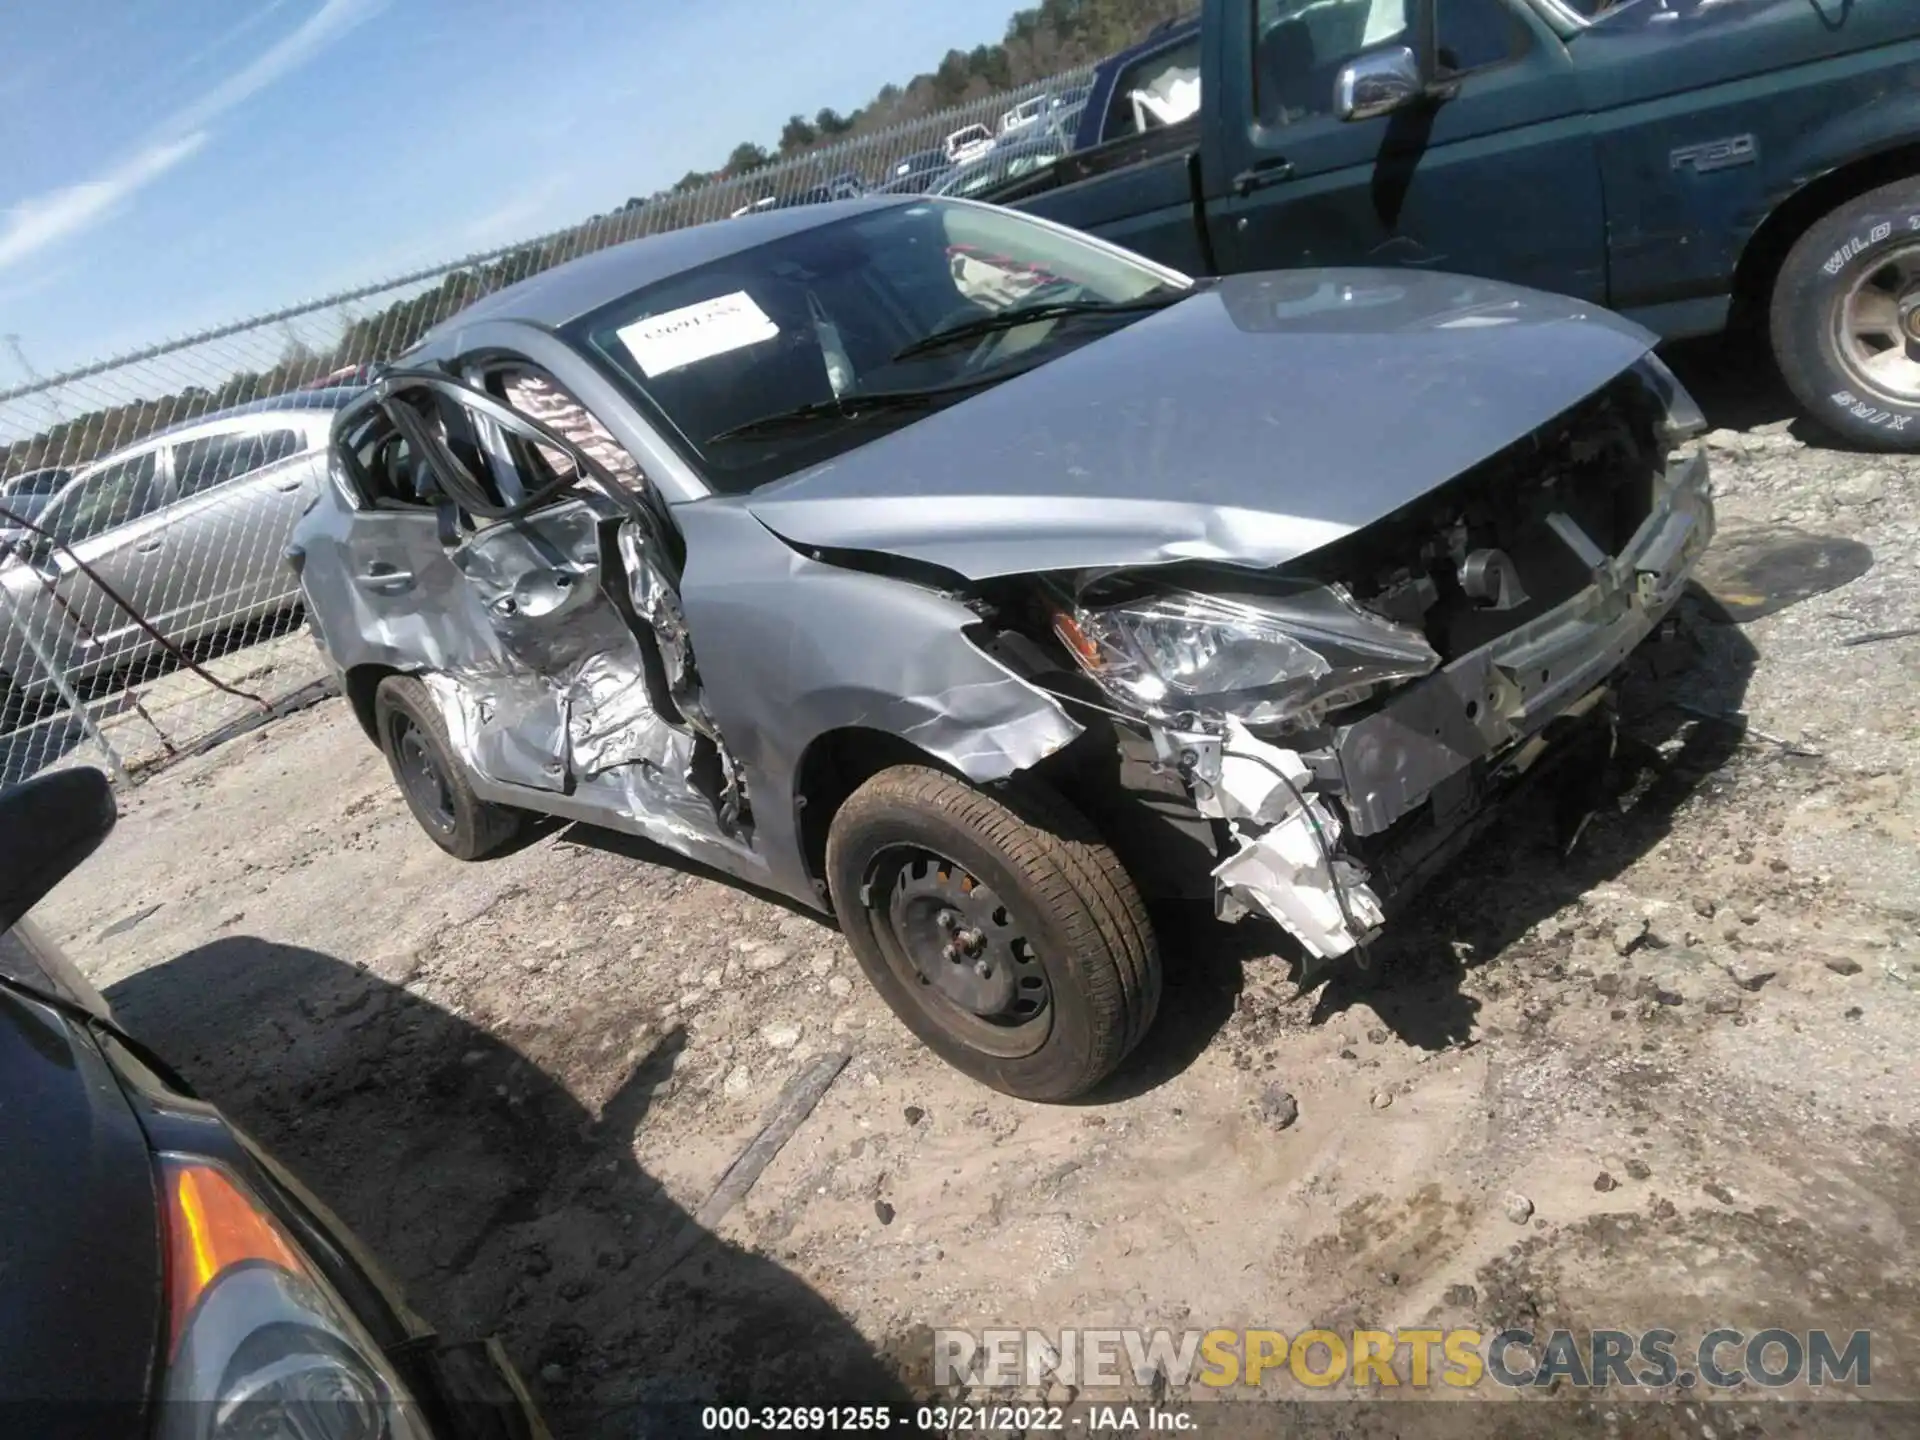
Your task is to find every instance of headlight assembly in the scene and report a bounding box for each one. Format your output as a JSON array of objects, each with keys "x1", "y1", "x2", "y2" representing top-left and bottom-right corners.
[
  {"x1": 156, "y1": 1156, "x2": 431, "y2": 1440},
  {"x1": 1054, "y1": 585, "x2": 1439, "y2": 729}
]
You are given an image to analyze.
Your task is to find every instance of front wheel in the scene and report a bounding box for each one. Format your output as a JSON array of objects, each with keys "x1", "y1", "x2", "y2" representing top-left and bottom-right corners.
[
  {"x1": 825, "y1": 765, "x2": 1159, "y2": 1102},
  {"x1": 1772, "y1": 177, "x2": 1920, "y2": 450}
]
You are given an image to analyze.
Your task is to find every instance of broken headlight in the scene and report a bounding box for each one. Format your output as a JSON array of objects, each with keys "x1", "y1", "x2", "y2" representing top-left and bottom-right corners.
[{"x1": 1054, "y1": 586, "x2": 1439, "y2": 728}]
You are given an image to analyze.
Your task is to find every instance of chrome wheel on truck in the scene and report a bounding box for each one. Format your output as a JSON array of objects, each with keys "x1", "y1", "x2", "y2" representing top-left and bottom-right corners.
[
  {"x1": 1773, "y1": 177, "x2": 1920, "y2": 450},
  {"x1": 1836, "y1": 243, "x2": 1920, "y2": 404}
]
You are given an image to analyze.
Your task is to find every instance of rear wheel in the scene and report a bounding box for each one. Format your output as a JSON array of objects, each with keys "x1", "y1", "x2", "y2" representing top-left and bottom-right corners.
[
  {"x1": 1772, "y1": 178, "x2": 1920, "y2": 450},
  {"x1": 373, "y1": 675, "x2": 524, "y2": 860},
  {"x1": 826, "y1": 765, "x2": 1159, "y2": 1102}
]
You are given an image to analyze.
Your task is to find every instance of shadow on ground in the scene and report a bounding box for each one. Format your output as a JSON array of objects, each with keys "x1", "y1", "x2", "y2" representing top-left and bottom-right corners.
[{"x1": 106, "y1": 939, "x2": 911, "y2": 1437}]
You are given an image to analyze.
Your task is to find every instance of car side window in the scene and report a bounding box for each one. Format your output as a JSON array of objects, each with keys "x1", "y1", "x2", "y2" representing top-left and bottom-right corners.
[
  {"x1": 172, "y1": 429, "x2": 302, "y2": 498},
  {"x1": 335, "y1": 407, "x2": 437, "y2": 512},
  {"x1": 45, "y1": 452, "x2": 161, "y2": 545},
  {"x1": 1102, "y1": 35, "x2": 1203, "y2": 143}
]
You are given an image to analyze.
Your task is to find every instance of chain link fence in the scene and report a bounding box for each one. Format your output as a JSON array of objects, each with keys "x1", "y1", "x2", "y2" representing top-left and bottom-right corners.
[{"x1": 0, "y1": 67, "x2": 1094, "y2": 787}]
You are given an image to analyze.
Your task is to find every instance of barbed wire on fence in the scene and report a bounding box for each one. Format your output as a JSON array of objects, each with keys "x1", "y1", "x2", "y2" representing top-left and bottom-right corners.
[{"x1": 0, "y1": 67, "x2": 1093, "y2": 786}]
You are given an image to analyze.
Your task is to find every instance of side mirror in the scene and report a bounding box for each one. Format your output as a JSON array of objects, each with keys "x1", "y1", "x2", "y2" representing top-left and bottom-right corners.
[
  {"x1": 1335, "y1": 45, "x2": 1424, "y2": 123},
  {"x1": 0, "y1": 768, "x2": 116, "y2": 933}
]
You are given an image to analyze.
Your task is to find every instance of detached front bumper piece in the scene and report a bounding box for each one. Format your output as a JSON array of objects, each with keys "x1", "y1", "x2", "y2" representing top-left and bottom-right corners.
[{"x1": 1163, "y1": 448, "x2": 1715, "y2": 963}]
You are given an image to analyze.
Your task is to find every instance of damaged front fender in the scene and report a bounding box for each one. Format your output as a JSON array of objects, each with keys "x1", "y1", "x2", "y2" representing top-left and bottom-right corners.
[{"x1": 675, "y1": 502, "x2": 1085, "y2": 908}]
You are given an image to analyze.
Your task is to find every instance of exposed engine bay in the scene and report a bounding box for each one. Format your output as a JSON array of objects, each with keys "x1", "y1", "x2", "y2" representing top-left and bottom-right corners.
[{"x1": 982, "y1": 365, "x2": 1715, "y2": 964}]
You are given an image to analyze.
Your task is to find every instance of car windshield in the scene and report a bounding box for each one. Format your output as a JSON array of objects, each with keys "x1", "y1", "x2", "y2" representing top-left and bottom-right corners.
[{"x1": 571, "y1": 200, "x2": 1188, "y2": 494}]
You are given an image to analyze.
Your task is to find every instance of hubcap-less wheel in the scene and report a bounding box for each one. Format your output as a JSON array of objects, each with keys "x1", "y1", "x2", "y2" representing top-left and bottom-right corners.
[
  {"x1": 872, "y1": 845, "x2": 1051, "y2": 1058},
  {"x1": 389, "y1": 712, "x2": 456, "y2": 836},
  {"x1": 1838, "y1": 242, "x2": 1920, "y2": 402}
]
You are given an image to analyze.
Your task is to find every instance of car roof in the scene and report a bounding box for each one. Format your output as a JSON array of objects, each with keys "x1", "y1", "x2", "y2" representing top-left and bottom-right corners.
[{"x1": 416, "y1": 197, "x2": 917, "y2": 343}]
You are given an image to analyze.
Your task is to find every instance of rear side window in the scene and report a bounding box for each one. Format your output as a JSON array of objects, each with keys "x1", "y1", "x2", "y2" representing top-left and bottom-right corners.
[
  {"x1": 172, "y1": 428, "x2": 302, "y2": 497},
  {"x1": 46, "y1": 452, "x2": 161, "y2": 544},
  {"x1": 1103, "y1": 35, "x2": 1203, "y2": 143},
  {"x1": 334, "y1": 406, "x2": 436, "y2": 511}
]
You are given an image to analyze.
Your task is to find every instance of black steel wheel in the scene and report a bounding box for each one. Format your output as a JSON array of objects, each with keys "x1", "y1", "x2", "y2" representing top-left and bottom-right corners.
[
  {"x1": 826, "y1": 764, "x2": 1159, "y2": 1102},
  {"x1": 372, "y1": 674, "x2": 524, "y2": 860},
  {"x1": 871, "y1": 845, "x2": 1054, "y2": 1057}
]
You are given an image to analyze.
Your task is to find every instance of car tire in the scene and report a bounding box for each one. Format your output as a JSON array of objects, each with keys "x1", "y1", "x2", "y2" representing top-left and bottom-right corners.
[
  {"x1": 825, "y1": 764, "x2": 1160, "y2": 1102},
  {"x1": 1771, "y1": 178, "x2": 1920, "y2": 450},
  {"x1": 373, "y1": 674, "x2": 524, "y2": 860}
]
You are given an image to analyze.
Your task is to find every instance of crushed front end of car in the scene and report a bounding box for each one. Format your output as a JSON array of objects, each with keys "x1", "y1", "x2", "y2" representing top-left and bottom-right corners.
[{"x1": 1026, "y1": 355, "x2": 1713, "y2": 965}]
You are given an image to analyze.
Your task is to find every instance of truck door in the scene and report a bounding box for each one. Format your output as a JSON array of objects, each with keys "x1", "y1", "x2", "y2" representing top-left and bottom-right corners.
[{"x1": 1206, "y1": 0, "x2": 1606, "y2": 301}]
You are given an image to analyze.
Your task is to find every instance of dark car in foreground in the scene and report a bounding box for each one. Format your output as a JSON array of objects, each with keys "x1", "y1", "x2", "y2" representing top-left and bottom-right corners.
[
  {"x1": 0, "y1": 768, "x2": 543, "y2": 1440},
  {"x1": 294, "y1": 197, "x2": 1712, "y2": 1101}
]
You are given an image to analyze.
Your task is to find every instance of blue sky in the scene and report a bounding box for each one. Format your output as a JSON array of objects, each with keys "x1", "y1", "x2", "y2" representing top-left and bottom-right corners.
[{"x1": 0, "y1": 0, "x2": 1027, "y2": 379}]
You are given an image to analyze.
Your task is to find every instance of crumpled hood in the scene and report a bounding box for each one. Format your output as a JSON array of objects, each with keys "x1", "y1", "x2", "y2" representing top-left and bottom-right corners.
[{"x1": 745, "y1": 268, "x2": 1657, "y2": 580}]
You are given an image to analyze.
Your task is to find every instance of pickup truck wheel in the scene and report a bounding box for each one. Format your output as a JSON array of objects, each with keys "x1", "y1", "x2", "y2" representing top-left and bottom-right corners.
[
  {"x1": 373, "y1": 675, "x2": 524, "y2": 860},
  {"x1": 825, "y1": 765, "x2": 1159, "y2": 1103},
  {"x1": 1772, "y1": 179, "x2": 1920, "y2": 450}
]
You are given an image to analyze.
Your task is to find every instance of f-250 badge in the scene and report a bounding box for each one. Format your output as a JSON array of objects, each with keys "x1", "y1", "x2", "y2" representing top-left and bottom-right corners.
[{"x1": 1671, "y1": 135, "x2": 1758, "y2": 174}]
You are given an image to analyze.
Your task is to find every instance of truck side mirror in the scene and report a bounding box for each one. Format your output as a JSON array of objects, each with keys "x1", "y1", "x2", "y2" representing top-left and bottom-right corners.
[{"x1": 1334, "y1": 45, "x2": 1424, "y2": 123}]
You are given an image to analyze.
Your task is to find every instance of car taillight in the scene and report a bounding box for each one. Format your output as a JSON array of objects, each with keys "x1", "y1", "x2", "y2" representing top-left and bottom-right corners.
[{"x1": 156, "y1": 1156, "x2": 433, "y2": 1440}]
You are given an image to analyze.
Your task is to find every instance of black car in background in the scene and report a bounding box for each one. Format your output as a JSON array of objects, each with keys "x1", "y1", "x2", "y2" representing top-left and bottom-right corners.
[{"x1": 0, "y1": 768, "x2": 544, "y2": 1440}]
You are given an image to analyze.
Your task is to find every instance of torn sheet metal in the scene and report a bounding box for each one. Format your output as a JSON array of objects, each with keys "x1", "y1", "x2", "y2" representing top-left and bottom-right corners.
[
  {"x1": 1179, "y1": 720, "x2": 1383, "y2": 962},
  {"x1": 422, "y1": 669, "x2": 569, "y2": 793},
  {"x1": 1336, "y1": 449, "x2": 1714, "y2": 836}
]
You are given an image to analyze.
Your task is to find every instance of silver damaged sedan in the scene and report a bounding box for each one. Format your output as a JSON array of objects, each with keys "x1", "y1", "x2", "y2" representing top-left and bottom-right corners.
[{"x1": 294, "y1": 197, "x2": 1714, "y2": 1101}]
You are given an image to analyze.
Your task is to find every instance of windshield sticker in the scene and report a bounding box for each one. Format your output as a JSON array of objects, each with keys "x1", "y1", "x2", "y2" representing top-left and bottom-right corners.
[{"x1": 617, "y1": 292, "x2": 779, "y2": 378}]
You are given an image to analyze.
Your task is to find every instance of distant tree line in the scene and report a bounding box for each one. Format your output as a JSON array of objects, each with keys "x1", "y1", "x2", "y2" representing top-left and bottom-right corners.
[
  {"x1": 0, "y1": 0, "x2": 1186, "y2": 480},
  {"x1": 659, "y1": 0, "x2": 1188, "y2": 194}
]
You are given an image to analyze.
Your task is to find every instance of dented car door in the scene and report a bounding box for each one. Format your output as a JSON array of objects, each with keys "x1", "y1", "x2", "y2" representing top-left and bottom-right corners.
[{"x1": 375, "y1": 373, "x2": 749, "y2": 846}]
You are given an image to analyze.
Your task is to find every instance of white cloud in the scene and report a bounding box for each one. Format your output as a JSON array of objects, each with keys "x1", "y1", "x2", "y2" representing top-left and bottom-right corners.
[
  {"x1": 0, "y1": 133, "x2": 208, "y2": 270},
  {"x1": 0, "y1": 0, "x2": 383, "y2": 272},
  {"x1": 173, "y1": 0, "x2": 384, "y2": 134}
]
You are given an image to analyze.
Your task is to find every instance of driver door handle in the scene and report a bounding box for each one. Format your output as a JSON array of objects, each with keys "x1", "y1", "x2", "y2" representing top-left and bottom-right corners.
[
  {"x1": 1232, "y1": 157, "x2": 1296, "y2": 197},
  {"x1": 135, "y1": 538, "x2": 165, "y2": 554}
]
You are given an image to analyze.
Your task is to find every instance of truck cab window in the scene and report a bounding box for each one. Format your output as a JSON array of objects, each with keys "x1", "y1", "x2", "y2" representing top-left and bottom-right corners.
[
  {"x1": 1256, "y1": 0, "x2": 1525, "y2": 124},
  {"x1": 1103, "y1": 35, "x2": 1203, "y2": 143}
]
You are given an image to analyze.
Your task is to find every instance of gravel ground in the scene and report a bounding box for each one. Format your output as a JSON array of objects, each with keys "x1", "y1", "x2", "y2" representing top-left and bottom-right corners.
[{"x1": 35, "y1": 344, "x2": 1920, "y2": 1436}]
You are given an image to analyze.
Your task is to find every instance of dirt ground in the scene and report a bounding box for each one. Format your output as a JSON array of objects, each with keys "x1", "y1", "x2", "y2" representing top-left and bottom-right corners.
[{"x1": 36, "y1": 344, "x2": 1920, "y2": 1437}]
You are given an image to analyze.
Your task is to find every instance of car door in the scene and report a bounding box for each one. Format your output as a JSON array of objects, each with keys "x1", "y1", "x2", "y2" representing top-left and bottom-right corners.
[
  {"x1": 362, "y1": 369, "x2": 747, "y2": 840},
  {"x1": 26, "y1": 448, "x2": 179, "y2": 674},
  {"x1": 1207, "y1": 0, "x2": 1607, "y2": 301},
  {"x1": 161, "y1": 424, "x2": 316, "y2": 640}
]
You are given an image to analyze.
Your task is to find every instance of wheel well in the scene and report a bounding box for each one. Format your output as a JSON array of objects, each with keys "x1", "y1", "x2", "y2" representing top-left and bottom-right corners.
[
  {"x1": 1731, "y1": 143, "x2": 1920, "y2": 332},
  {"x1": 343, "y1": 664, "x2": 405, "y2": 744},
  {"x1": 794, "y1": 728, "x2": 953, "y2": 901}
]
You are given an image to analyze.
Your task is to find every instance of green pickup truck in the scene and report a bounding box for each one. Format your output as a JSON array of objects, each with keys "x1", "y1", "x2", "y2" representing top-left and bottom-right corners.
[{"x1": 1004, "y1": 0, "x2": 1920, "y2": 449}]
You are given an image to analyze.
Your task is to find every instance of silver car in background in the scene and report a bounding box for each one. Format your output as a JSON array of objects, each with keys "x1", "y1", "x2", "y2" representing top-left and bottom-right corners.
[{"x1": 0, "y1": 390, "x2": 356, "y2": 714}]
